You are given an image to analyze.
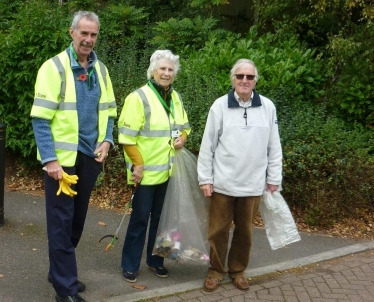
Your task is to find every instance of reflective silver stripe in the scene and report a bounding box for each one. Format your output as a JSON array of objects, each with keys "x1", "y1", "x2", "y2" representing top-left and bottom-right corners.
[
  {"x1": 51, "y1": 56, "x2": 66, "y2": 103},
  {"x1": 171, "y1": 123, "x2": 183, "y2": 131},
  {"x1": 136, "y1": 89, "x2": 152, "y2": 130},
  {"x1": 183, "y1": 122, "x2": 191, "y2": 129},
  {"x1": 98, "y1": 60, "x2": 107, "y2": 89},
  {"x1": 33, "y1": 98, "x2": 59, "y2": 110},
  {"x1": 135, "y1": 88, "x2": 171, "y2": 137},
  {"x1": 59, "y1": 102, "x2": 77, "y2": 110},
  {"x1": 139, "y1": 129, "x2": 170, "y2": 137},
  {"x1": 54, "y1": 141, "x2": 78, "y2": 151},
  {"x1": 99, "y1": 101, "x2": 116, "y2": 110},
  {"x1": 119, "y1": 127, "x2": 139, "y2": 137},
  {"x1": 119, "y1": 124, "x2": 170, "y2": 138},
  {"x1": 99, "y1": 103, "x2": 109, "y2": 110},
  {"x1": 126, "y1": 162, "x2": 170, "y2": 171},
  {"x1": 144, "y1": 163, "x2": 170, "y2": 171},
  {"x1": 108, "y1": 100, "x2": 116, "y2": 109},
  {"x1": 51, "y1": 56, "x2": 108, "y2": 110}
]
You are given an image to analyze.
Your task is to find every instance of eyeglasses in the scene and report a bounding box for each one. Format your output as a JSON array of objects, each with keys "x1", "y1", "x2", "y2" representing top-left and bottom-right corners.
[{"x1": 234, "y1": 74, "x2": 255, "y2": 81}]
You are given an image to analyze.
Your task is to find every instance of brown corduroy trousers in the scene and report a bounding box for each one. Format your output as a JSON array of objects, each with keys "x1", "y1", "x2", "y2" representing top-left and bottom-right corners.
[{"x1": 207, "y1": 192, "x2": 261, "y2": 280}]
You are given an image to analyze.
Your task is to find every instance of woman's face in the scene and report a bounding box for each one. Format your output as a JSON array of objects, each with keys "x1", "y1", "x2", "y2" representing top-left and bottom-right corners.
[{"x1": 152, "y1": 58, "x2": 175, "y2": 88}]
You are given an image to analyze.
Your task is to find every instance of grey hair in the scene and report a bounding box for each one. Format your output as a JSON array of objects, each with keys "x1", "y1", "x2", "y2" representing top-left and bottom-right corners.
[
  {"x1": 230, "y1": 59, "x2": 259, "y2": 87},
  {"x1": 147, "y1": 50, "x2": 180, "y2": 80},
  {"x1": 71, "y1": 11, "x2": 100, "y2": 32}
]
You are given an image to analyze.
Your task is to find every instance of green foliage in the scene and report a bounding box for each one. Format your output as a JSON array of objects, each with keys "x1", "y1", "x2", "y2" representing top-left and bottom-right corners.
[
  {"x1": 255, "y1": 0, "x2": 374, "y2": 129},
  {"x1": 190, "y1": 0, "x2": 229, "y2": 9},
  {"x1": 255, "y1": 0, "x2": 373, "y2": 49},
  {"x1": 95, "y1": 38, "x2": 151, "y2": 109},
  {"x1": 0, "y1": 0, "x2": 23, "y2": 31},
  {"x1": 280, "y1": 100, "x2": 374, "y2": 225},
  {"x1": 325, "y1": 22, "x2": 374, "y2": 127},
  {"x1": 2, "y1": 0, "x2": 374, "y2": 227},
  {"x1": 177, "y1": 27, "x2": 326, "y2": 152},
  {"x1": 174, "y1": 59, "x2": 222, "y2": 153},
  {"x1": 0, "y1": 0, "x2": 70, "y2": 158},
  {"x1": 125, "y1": 0, "x2": 230, "y2": 26},
  {"x1": 151, "y1": 16, "x2": 229, "y2": 53},
  {"x1": 98, "y1": 1, "x2": 149, "y2": 47},
  {"x1": 64, "y1": 0, "x2": 101, "y2": 12}
]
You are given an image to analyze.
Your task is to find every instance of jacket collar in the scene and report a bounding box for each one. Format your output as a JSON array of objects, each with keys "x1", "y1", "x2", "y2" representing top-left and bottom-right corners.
[
  {"x1": 227, "y1": 89, "x2": 262, "y2": 108},
  {"x1": 149, "y1": 79, "x2": 174, "y2": 99}
]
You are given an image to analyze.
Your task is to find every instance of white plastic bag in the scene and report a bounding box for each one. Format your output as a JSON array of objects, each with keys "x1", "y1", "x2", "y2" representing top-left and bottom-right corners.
[
  {"x1": 153, "y1": 148, "x2": 210, "y2": 264},
  {"x1": 259, "y1": 191, "x2": 301, "y2": 250}
]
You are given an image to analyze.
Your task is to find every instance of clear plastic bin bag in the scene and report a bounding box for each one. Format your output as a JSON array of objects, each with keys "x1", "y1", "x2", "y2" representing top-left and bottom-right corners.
[
  {"x1": 259, "y1": 191, "x2": 301, "y2": 250},
  {"x1": 153, "y1": 148, "x2": 210, "y2": 264}
]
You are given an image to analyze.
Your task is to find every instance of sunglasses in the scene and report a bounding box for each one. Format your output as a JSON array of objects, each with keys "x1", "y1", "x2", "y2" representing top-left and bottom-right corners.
[{"x1": 234, "y1": 74, "x2": 255, "y2": 81}]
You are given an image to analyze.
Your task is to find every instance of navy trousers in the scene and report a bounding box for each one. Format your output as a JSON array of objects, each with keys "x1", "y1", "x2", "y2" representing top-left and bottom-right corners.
[
  {"x1": 45, "y1": 152, "x2": 101, "y2": 296},
  {"x1": 121, "y1": 181, "x2": 168, "y2": 273}
]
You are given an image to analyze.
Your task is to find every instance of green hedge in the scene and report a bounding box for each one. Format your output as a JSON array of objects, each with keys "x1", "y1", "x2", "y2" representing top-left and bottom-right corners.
[{"x1": 1, "y1": 1, "x2": 374, "y2": 226}]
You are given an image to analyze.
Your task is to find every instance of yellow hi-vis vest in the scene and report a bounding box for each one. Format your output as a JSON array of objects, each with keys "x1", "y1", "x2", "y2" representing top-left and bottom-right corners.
[
  {"x1": 30, "y1": 50, "x2": 117, "y2": 167},
  {"x1": 118, "y1": 84, "x2": 191, "y2": 185}
]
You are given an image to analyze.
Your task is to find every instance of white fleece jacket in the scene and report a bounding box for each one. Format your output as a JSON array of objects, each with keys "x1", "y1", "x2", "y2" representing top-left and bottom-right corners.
[{"x1": 197, "y1": 89, "x2": 282, "y2": 197}]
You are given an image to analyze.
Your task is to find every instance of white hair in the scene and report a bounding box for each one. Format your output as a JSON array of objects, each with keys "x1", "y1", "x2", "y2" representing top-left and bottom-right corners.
[
  {"x1": 230, "y1": 59, "x2": 259, "y2": 87},
  {"x1": 147, "y1": 50, "x2": 180, "y2": 80},
  {"x1": 71, "y1": 11, "x2": 100, "y2": 32}
]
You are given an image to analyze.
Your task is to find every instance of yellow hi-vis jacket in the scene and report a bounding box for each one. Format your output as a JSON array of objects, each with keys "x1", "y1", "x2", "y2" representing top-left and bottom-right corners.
[
  {"x1": 118, "y1": 84, "x2": 191, "y2": 185},
  {"x1": 30, "y1": 50, "x2": 117, "y2": 167}
]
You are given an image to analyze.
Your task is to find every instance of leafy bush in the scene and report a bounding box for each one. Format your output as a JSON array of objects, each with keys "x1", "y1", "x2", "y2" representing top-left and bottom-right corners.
[
  {"x1": 176, "y1": 26, "x2": 326, "y2": 152},
  {"x1": 151, "y1": 16, "x2": 230, "y2": 53},
  {"x1": 0, "y1": 0, "x2": 70, "y2": 158},
  {"x1": 280, "y1": 99, "x2": 374, "y2": 225},
  {"x1": 325, "y1": 22, "x2": 374, "y2": 127},
  {"x1": 98, "y1": 2, "x2": 149, "y2": 48}
]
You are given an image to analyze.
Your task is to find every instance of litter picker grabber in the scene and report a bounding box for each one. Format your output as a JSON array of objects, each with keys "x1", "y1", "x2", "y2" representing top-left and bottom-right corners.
[{"x1": 99, "y1": 183, "x2": 139, "y2": 251}]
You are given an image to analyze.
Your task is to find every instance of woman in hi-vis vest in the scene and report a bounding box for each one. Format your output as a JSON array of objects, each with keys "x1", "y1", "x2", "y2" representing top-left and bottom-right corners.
[{"x1": 117, "y1": 50, "x2": 191, "y2": 283}]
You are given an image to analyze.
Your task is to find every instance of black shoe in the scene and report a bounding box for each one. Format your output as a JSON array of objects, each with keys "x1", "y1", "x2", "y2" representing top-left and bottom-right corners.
[
  {"x1": 147, "y1": 265, "x2": 168, "y2": 278},
  {"x1": 48, "y1": 275, "x2": 86, "y2": 292},
  {"x1": 122, "y1": 270, "x2": 137, "y2": 283},
  {"x1": 55, "y1": 293, "x2": 86, "y2": 302}
]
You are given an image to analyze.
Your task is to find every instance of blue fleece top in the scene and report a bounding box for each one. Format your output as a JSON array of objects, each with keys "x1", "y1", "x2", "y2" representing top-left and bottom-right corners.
[{"x1": 32, "y1": 44, "x2": 114, "y2": 165}]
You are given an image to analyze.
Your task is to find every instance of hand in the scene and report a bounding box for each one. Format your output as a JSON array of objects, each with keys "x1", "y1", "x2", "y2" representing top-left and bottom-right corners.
[
  {"x1": 200, "y1": 184, "x2": 213, "y2": 197},
  {"x1": 56, "y1": 172, "x2": 79, "y2": 197},
  {"x1": 45, "y1": 161, "x2": 63, "y2": 180},
  {"x1": 94, "y1": 142, "x2": 111, "y2": 163},
  {"x1": 266, "y1": 184, "x2": 279, "y2": 193},
  {"x1": 173, "y1": 136, "x2": 185, "y2": 149},
  {"x1": 130, "y1": 165, "x2": 144, "y2": 183}
]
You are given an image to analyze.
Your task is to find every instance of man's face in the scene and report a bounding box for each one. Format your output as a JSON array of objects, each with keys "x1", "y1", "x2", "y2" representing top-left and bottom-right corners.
[
  {"x1": 69, "y1": 17, "x2": 99, "y2": 60},
  {"x1": 234, "y1": 64, "x2": 257, "y2": 100},
  {"x1": 152, "y1": 58, "x2": 175, "y2": 88}
]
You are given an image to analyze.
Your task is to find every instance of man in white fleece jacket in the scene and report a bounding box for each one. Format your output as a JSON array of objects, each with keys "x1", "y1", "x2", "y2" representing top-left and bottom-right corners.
[{"x1": 197, "y1": 58, "x2": 282, "y2": 292}]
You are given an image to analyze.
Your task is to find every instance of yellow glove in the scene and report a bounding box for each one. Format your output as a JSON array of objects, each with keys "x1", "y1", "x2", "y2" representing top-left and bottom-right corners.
[
  {"x1": 62, "y1": 172, "x2": 78, "y2": 185},
  {"x1": 56, "y1": 172, "x2": 79, "y2": 197}
]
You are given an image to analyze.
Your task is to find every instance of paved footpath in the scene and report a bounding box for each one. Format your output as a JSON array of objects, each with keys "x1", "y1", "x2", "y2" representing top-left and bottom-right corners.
[
  {"x1": 143, "y1": 250, "x2": 374, "y2": 302},
  {"x1": 2, "y1": 191, "x2": 374, "y2": 302}
]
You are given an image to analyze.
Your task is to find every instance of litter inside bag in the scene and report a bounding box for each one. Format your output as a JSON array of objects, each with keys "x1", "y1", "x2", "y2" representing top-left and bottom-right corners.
[
  {"x1": 259, "y1": 191, "x2": 301, "y2": 250},
  {"x1": 153, "y1": 148, "x2": 210, "y2": 264}
]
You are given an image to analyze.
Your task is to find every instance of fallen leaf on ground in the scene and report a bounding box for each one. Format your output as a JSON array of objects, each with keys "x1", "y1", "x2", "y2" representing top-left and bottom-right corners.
[
  {"x1": 98, "y1": 221, "x2": 106, "y2": 226},
  {"x1": 131, "y1": 284, "x2": 146, "y2": 290}
]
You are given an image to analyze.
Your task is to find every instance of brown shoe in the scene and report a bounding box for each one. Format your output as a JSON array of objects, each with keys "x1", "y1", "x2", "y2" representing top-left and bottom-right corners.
[
  {"x1": 233, "y1": 277, "x2": 249, "y2": 291},
  {"x1": 203, "y1": 277, "x2": 220, "y2": 292}
]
